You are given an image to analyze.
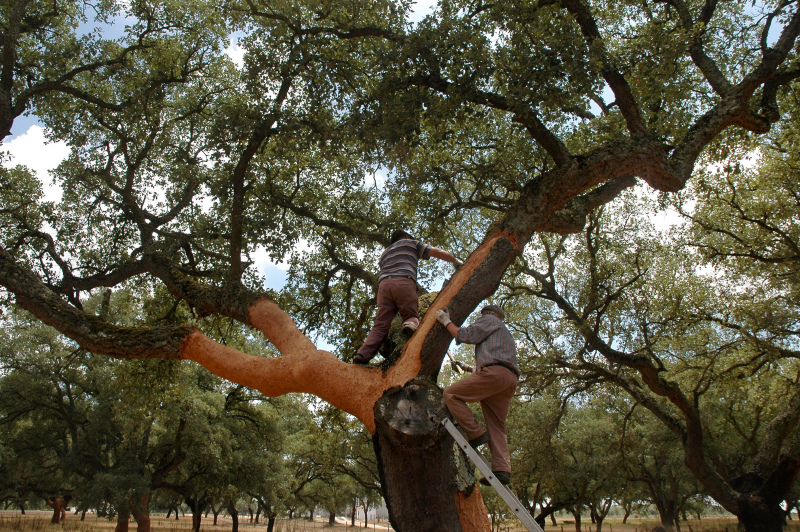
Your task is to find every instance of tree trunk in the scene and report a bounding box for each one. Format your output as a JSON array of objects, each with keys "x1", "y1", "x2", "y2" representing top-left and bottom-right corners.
[
  {"x1": 267, "y1": 515, "x2": 276, "y2": 532},
  {"x1": 192, "y1": 511, "x2": 201, "y2": 532},
  {"x1": 81, "y1": 508, "x2": 87, "y2": 521},
  {"x1": 736, "y1": 493, "x2": 785, "y2": 532},
  {"x1": 228, "y1": 500, "x2": 239, "y2": 532},
  {"x1": 45, "y1": 497, "x2": 66, "y2": 524},
  {"x1": 130, "y1": 493, "x2": 151, "y2": 532},
  {"x1": 363, "y1": 505, "x2": 369, "y2": 528},
  {"x1": 115, "y1": 511, "x2": 130, "y2": 532},
  {"x1": 570, "y1": 509, "x2": 581, "y2": 532},
  {"x1": 373, "y1": 379, "x2": 490, "y2": 532}
]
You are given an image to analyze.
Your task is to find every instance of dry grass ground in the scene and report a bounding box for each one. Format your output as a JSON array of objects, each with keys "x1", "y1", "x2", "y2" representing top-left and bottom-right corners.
[
  {"x1": 0, "y1": 511, "x2": 392, "y2": 532},
  {"x1": 2, "y1": 511, "x2": 800, "y2": 532}
]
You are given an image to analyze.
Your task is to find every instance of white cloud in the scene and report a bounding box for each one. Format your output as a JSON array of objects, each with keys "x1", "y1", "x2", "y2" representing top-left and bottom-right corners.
[
  {"x1": 408, "y1": 0, "x2": 437, "y2": 22},
  {"x1": 3, "y1": 125, "x2": 69, "y2": 202},
  {"x1": 364, "y1": 169, "x2": 387, "y2": 190},
  {"x1": 224, "y1": 42, "x2": 246, "y2": 69}
]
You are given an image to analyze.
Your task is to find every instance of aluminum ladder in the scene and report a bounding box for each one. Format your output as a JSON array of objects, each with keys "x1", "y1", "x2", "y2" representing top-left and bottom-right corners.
[{"x1": 442, "y1": 418, "x2": 544, "y2": 532}]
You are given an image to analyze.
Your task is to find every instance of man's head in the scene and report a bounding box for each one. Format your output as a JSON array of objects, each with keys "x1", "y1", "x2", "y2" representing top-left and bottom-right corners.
[
  {"x1": 390, "y1": 229, "x2": 414, "y2": 243},
  {"x1": 481, "y1": 304, "x2": 506, "y2": 321}
]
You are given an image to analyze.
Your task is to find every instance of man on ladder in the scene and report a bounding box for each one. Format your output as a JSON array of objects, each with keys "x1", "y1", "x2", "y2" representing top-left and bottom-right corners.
[{"x1": 435, "y1": 303, "x2": 520, "y2": 486}]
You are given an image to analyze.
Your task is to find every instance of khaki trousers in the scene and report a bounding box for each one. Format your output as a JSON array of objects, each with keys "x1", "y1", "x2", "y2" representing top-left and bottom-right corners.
[{"x1": 443, "y1": 365, "x2": 518, "y2": 473}]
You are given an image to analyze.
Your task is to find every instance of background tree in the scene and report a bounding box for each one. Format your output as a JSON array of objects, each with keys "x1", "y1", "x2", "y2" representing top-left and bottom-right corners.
[{"x1": 503, "y1": 140, "x2": 800, "y2": 531}]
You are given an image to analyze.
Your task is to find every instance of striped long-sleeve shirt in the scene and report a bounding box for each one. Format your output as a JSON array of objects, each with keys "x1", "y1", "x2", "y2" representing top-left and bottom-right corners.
[
  {"x1": 378, "y1": 239, "x2": 433, "y2": 282},
  {"x1": 456, "y1": 314, "x2": 520, "y2": 376}
]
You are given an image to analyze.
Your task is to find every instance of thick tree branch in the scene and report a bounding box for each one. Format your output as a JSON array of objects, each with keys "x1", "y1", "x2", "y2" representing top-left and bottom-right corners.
[{"x1": 559, "y1": 0, "x2": 647, "y2": 136}]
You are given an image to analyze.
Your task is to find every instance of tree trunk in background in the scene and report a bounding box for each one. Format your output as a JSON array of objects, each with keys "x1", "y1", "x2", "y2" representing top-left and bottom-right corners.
[
  {"x1": 267, "y1": 516, "x2": 276, "y2": 532},
  {"x1": 228, "y1": 500, "x2": 239, "y2": 532},
  {"x1": 570, "y1": 509, "x2": 581, "y2": 532},
  {"x1": 373, "y1": 380, "x2": 490, "y2": 532},
  {"x1": 45, "y1": 498, "x2": 67, "y2": 524},
  {"x1": 115, "y1": 511, "x2": 130, "y2": 532},
  {"x1": 185, "y1": 497, "x2": 207, "y2": 532},
  {"x1": 737, "y1": 493, "x2": 785, "y2": 532},
  {"x1": 130, "y1": 493, "x2": 151, "y2": 532},
  {"x1": 328, "y1": 512, "x2": 335, "y2": 526}
]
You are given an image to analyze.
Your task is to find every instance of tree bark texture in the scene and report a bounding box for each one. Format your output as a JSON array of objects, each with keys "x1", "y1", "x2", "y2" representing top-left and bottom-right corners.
[
  {"x1": 115, "y1": 512, "x2": 130, "y2": 532},
  {"x1": 373, "y1": 380, "x2": 489, "y2": 532},
  {"x1": 228, "y1": 500, "x2": 239, "y2": 532},
  {"x1": 45, "y1": 497, "x2": 67, "y2": 524},
  {"x1": 129, "y1": 494, "x2": 151, "y2": 532}
]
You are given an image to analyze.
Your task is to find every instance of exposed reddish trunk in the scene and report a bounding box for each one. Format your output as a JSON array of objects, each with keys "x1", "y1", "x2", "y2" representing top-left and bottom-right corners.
[
  {"x1": 115, "y1": 511, "x2": 130, "y2": 532},
  {"x1": 45, "y1": 497, "x2": 67, "y2": 524},
  {"x1": 129, "y1": 494, "x2": 151, "y2": 532}
]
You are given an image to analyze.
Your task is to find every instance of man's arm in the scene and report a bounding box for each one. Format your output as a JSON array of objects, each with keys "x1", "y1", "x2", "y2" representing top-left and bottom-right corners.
[{"x1": 429, "y1": 247, "x2": 463, "y2": 267}]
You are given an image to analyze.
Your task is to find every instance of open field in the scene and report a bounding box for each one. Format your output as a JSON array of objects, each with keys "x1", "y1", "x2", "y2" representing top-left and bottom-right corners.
[
  {"x1": 0, "y1": 511, "x2": 392, "y2": 532},
  {"x1": 1, "y1": 511, "x2": 800, "y2": 532}
]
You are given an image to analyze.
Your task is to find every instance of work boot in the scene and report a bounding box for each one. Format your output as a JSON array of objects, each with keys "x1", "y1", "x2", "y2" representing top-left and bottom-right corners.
[
  {"x1": 352, "y1": 353, "x2": 370, "y2": 365},
  {"x1": 469, "y1": 432, "x2": 490, "y2": 449},
  {"x1": 401, "y1": 319, "x2": 419, "y2": 334},
  {"x1": 479, "y1": 471, "x2": 511, "y2": 486}
]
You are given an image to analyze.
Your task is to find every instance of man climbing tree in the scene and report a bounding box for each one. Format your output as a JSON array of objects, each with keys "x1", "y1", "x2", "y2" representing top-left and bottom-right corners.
[
  {"x1": 353, "y1": 228, "x2": 461, "y2": 365},
  {"x1": 1, "y1": 1, "x2": 800, "y2": 530}
]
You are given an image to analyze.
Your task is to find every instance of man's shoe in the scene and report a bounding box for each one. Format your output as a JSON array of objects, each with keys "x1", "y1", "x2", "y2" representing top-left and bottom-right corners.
[
  {"x1": 468, "y1": 432, "x2": 490, "y2": 449},
  {"x1": 401, "y1": 320, "x2": 418, "y2": 334},
  {"x1": 353, "y1": 353, "x2": 369, "y2": 365},
  {"x1": 479, "y1": 471, "x2": 511, "y2": 486}
]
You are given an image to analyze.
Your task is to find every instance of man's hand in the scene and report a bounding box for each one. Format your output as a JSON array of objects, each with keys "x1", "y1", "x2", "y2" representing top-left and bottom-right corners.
[
  {"x1": 451, "y1": 360, "x2": 471, "y2": 373},
  {"x1": 435, "y1": 308, "x2": 452, "y2": 327},
  {"x1": 454, "y1": 259, "x2": 463, "y2": 268}
]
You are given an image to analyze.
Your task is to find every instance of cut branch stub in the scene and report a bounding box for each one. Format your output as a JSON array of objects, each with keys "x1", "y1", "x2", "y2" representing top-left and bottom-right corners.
[{"x1": 375, "y1": 379, "x2": 446, "y2": 448}]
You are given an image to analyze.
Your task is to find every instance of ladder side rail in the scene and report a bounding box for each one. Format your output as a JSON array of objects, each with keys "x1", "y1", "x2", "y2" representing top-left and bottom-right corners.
[{"x1": 442, "y1": 419, "x2": 544, "y2": 532}]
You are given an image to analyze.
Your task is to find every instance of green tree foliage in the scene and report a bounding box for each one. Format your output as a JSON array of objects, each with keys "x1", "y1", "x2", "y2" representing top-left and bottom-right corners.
[{"x1": 502, "y1": 128, "x2": 800, "y2": 528}]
